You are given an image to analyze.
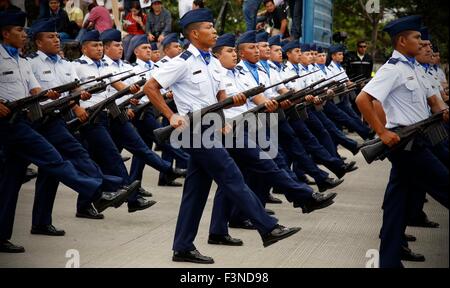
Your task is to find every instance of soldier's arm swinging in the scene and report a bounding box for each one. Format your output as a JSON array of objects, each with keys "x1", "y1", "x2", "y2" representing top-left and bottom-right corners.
[{"x1": 356, "y1": 91, "x2": 400, "y2": 147}]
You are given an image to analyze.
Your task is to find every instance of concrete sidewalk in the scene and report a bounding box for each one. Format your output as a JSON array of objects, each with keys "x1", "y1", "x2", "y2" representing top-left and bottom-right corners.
[{"x1": 0, "y1": 146, "x2": 448, "y2": 268}]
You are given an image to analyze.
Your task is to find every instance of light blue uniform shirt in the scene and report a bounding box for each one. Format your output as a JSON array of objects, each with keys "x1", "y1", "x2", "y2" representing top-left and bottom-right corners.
[{"x1": 363, "y1": 50, "x2": 434, "y2": 128}]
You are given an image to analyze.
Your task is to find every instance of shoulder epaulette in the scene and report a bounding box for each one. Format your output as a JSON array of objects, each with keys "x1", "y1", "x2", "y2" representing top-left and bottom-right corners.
[
  {"x1": 235, "y1": 65, "x2": 245, "y2": 75},
  {"x1": 257, "y1": 67, "x2": 267, "y2": 74},
  {"x1": 387, "y1": 58, "x2": 400, "y2": 65},
  {"x1": 154, "y1": 64, "x2": 159, "y2": 68},
  {"x1": 269, "y1": 64, "x2": 277, "y2": 70},
  {"x1": 131, "y1": 62, "x2": 138, "y2": 66},
  {"x1": 123, "y1": 60, "x2": 130, "y2": 64},
  {"x1": 161, "y1": 58, "x2": 168, "y2": 63},
  {"x1": 180, "y1": 50, "x2": 192, "y2": 61},
  {"x1": 27, "y1": 52, "x2": 38, "y2": 59},
  {"x1": 73, "y1": 59, "x2": 88, "y2": 64}
]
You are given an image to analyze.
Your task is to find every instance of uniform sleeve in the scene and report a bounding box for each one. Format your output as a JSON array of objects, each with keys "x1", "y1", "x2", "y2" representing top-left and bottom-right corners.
[
  {"x1": 26, "y1": 61, "x2": 41, "y2": 91},
  {"x1": 362, "y1": 64, "x2": 399, "y2": 104},
  {"x1": 152, "y1": 58, "x2": 188, "y2": 89}
]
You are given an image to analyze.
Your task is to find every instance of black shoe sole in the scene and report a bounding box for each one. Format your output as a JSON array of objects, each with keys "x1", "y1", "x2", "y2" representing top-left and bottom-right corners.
[
  {"x1": 75, "y1": 212, "x2": 105, "y2": 220},
  {"x1": 401, "y1": 256, "x2": 426, "y2": 262},
  {"x1": 263, "y1": 227, "x2": 302, "y2": 248},
  {"x1": 207, "y1": 239, "x2": 243, "y2": 246},
  {"x1": 407, "y1": 223, "x2": 440, "y2": 228},
  {"x1": 0, "y1": 248, "x2": 25, "y2": 253},
  {"x1": 172, "y1": 256, "x2": 215, "y2": 264},
  {"x1": 95, "y1": 181, "x2": 140, "y2": 213},
  {"x1": 128, "y1": 200, "x2": 157, "y2": 213},
  {"x1": 157, "y1": 182, "x2": 182, "y2": 187},
  {"x1": 228, "y1": 225, "x2": 256, "y2": 230},
  {"x1": 302, "y1": 199, "x2": 335, "y2": 214},
  {"x1": 30, "y1": 230, "x2": 66, "y2": 236},
  {"x1": 318, "y1": 179, "x2": 344, "y2": 192}
]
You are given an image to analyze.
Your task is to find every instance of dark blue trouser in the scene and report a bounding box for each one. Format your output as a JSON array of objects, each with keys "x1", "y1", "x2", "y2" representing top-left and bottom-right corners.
[
  {"x1": 289, "y1": 117, "x2": 346, "y2": 177},
  {"x1": 337, "y1": 94, "x2": 363, "y2": 125},
  {"x1": 302, "y1": 109, "x2": 341, "y2": 158},
  {"x1": 380, "y1": 138, "x2": 449, "y2": 268},
  {"x1": 0, "y1": 116, "x2": 102, "y2": 240},
  {"x1": 33, "y1": 116, "x2": 123, "y2": 223},
  {"x1": 172, "y1": 134, "x2": 278, "y2": 252},
  {"x1": 110, "y1": 117, "x2": 174, "y2": 201},
  {"x1": 130, "y1": 110, "x2": 189, "y2": 184},
  {"x1": 78, "y1": 112, "x2": 132, "y2": 209},
  {"x1": 324, "y1": 101, "x2": 371, "y2": 140},
  {"x1": 278, "y1": 119, "x2": 329, "y2": 185},
  {"x1": 313, "y1": 109, "x2": 359, "y2": 154},
  {"x1": 243, "y1": 0, "x2": 264, "y2": 31},
  {"x1": 407, "y1": 140, "x2": 449, "y2": 224},
  {"x1": 209, "y1": 132, "x2": 314, "y2": 235}
]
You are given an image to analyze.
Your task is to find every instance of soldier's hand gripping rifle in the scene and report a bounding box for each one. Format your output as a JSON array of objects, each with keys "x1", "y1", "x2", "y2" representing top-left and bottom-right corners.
[
  {"x1": 39, "y1": 69, "x2": 148, "y2": 121},
  {"x1": 67, "y1": 77, "x2": 148, "y2": 132},
  {"x1": 152, "y1": 73, "x2": 317, "y2": 143},
  {"x1": 5, "y1": 69, "x2": 133, "y2": 123},
  {"x1": 359, "y1": 110, "x2": 449, "y2": 164}
]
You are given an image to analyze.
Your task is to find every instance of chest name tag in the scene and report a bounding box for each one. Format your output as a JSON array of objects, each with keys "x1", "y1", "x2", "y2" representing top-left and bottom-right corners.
[
  {"x1": 226, "y1": 83, "x2": 233, "y2": 87},
  {"x1": 407, "y1": 76, "x2": 414, "y2": 81},
  {"x1": 43, "y1": 70, "x2": 52, "y2": 74},
  {"x1": 2, "y1": 71, "x2": 13, "y2": 75},
  {"x1": 193, "y1": 70, "x2": 202, "y2": 75}
]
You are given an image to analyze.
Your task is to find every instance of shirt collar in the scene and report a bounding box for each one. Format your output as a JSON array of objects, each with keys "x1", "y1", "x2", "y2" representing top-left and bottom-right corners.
[
  {"x1": 286, "y1": 61, "x2": 298, "y2": 71},
  {"x1": 37, "y1": 50, "x2": 61, "y2": 63},
  {"x1": 103, "y1": 55, "x2": 122, "y2": 67},
  {"x1": 136, "y1": 58, "x2": 153, "y2": 69},
  {"x1": 1, "y1": 43, "x2": 19, "y2": 60},
  {"x1": 80, "y1": 54, "x2": 99, "y2": 67},
  {"x1": 237, "y1": 60, "x2": 250, "y2": 72},
  {"x1": 392, "y1": 50, "x2": 417, "y2": 66},
  {"x1": 0, "y1": 44, "x2": 15, "y2": 60}
]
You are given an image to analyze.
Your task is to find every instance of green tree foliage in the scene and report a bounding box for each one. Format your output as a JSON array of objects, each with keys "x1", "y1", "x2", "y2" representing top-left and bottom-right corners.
[
  {"x1": 157, "y1": 0, "x2": 246, "y2": 34},
  {"x1": 333, "y1": 0, "x2": 449, "y2": 63}
]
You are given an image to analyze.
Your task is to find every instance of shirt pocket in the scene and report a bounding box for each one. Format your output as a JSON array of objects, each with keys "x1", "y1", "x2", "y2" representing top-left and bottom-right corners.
[
  {"x1": 404, "y1": 79, "x2": 421, "y2": 103},
  {"x1": 0, "y1": 74, "x2": 16, "y2": 83},
  {"x1": 191, "y1": 71, "x2": 209, "y2": 93},
  {"x1": 39, "y1": 73, "x2": 55, "y2": 83}
]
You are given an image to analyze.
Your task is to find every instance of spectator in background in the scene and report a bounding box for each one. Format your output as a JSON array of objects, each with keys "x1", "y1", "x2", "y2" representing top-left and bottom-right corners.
[
  {"x1": 0, "y1": 0, "x2": 21, "y2": 12},
  {"x1": 192, "y1": 0, "x2": 204, "y2": 9},
  {"x1": 344, "y1": 40, "x2": 373, "y2": 79},
  {"x1": 123, "y1": 1, "x2": 147, "y2": 59},
  {"x1": 287, "y1": 0, "x2": 302, "y2": 40},
  {"x1": 63, "y1": 0, "x2": 84, "y2": 38},
  {"x1": 83, "y1": 1, "x2": 113, "y2": 32},
  {"x1": 255, "y1": 15, "x2": 267, "y2": 31},
  {"x1": 178, "y1": 0, "x2": 193, "y2": 18},
  {"x1": 145, "y1": 0, "x2": 171, "y2": 43},
  {"x1": 64, "y1": 0, "x2": 84, "y2": 28},
  {"x1": 243, "y1": 0, "x2": 263, "y2": 31},
  {"x1": 263, "y1": 0, "x2": 289, "y2": 38},
  {"x1": 39, "y1": 0, "x2": 72, "y2": 41}
]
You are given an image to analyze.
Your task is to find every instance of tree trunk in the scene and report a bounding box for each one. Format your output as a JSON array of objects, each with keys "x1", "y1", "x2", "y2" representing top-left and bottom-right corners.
[{"x1": 371, "y1": 21, "x2": 378, "y2": 60}]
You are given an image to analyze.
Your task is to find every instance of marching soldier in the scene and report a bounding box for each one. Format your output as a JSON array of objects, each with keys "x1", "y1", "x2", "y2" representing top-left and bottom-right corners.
[
  {"x1": 126, "y1": 34, "x2": 189, "y2": 187},
  {"x1": 0, "y1": 11, "x2": 136, "y2": 253},
  {"x1": 356, "y1": 15, "x2": 449, "y2": 267},
  {"x1": 143, "y1": 9, "x2": 302, "y2": 264},
  {"x1": 327, "y1": 44, "x2": 373, "y2": 140},
  {"x1": 27, "y1": 18, "x2": 132, "y2": 233},
  {"x1": 208, "y1": 33, "x2": 337, "y2": 243}
]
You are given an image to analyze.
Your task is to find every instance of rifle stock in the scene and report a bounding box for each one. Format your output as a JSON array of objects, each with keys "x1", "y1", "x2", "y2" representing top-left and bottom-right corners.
[
  {"x1": 67, "y1": 78, "x2": 147, "y2": 131},
  {"x1": 360, "y1": 111, "x2": 448, "y2": 164}
]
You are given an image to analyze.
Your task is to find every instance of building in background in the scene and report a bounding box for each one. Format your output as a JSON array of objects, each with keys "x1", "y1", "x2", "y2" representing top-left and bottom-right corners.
[{"x1": 302, "y1": 0, "x2": 332, "y2": 47}]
